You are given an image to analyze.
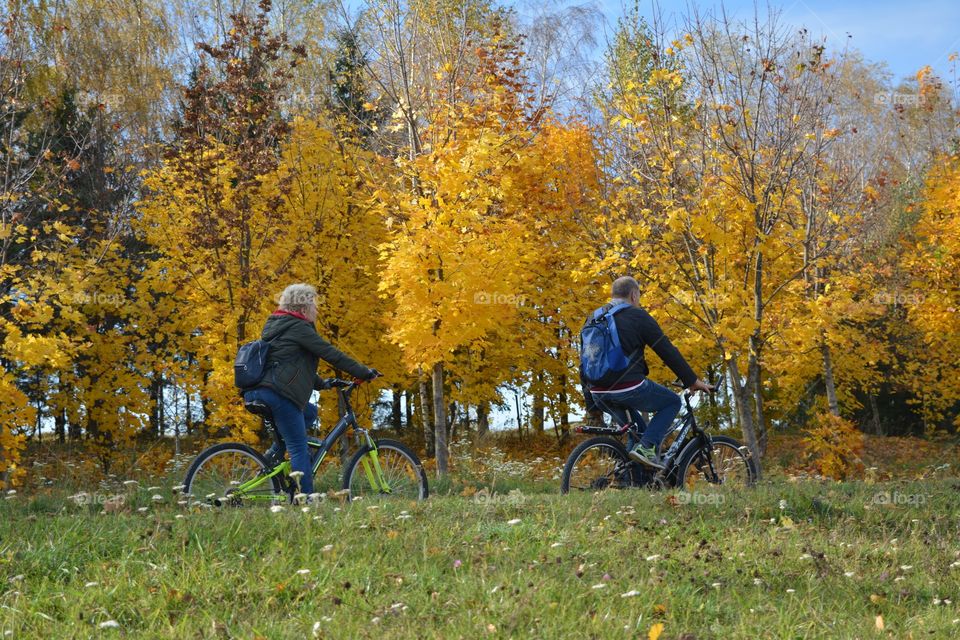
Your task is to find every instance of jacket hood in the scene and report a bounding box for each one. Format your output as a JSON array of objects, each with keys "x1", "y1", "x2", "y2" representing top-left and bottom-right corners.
[{"x1": 261, "y1": 312, "x2": 309, "y2": 341}]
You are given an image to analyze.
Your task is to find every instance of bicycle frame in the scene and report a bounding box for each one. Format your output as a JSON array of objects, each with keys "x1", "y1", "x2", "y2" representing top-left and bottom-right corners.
[
  {"x1": 230, "y1": 382, "x2": 393, "y2": 502},
  {"x1": 660, "y1": 395, "x2": 709, "y2": 468}
]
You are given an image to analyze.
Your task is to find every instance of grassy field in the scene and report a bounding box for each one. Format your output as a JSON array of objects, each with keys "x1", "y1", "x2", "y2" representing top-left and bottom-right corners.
[{"x1": 2, "y1": 475, "x2": 960, "y2": 639}]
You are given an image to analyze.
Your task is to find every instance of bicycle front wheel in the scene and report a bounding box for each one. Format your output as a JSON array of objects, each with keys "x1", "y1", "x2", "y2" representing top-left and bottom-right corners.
[
  {"x1": 182, "y1": 443, "x2": 283, "y2": 507},
  {"x1": 677, "y1": 435, "x2": 757, "y2": 491},
  {"x1": 342, "y1": 439, "x2": 428, "y2": 502}
]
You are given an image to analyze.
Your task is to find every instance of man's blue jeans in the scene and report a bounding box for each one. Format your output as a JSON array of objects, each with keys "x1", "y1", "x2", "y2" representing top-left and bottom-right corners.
[
  {"x1": 243, "y1": 387, "x2": 318, "y2": 494},
  {"x1": 590, "y1": 379, "x2": 682, "y2": 452}
]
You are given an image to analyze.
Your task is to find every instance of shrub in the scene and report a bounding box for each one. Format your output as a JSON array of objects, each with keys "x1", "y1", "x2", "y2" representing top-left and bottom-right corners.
[{"x1": 801, "y1": 412, "x2": 864, "y2": 480}]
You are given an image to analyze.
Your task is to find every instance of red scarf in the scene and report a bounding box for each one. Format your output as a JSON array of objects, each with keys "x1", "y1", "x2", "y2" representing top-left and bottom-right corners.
[{"x1": 272, "y1": 309, "x2": 309, "y2": 321}]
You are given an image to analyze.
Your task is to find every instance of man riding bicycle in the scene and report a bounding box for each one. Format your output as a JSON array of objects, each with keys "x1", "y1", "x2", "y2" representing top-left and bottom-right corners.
[{"x1": 580, "y1": 276, "x2": 712, "y2": 469}]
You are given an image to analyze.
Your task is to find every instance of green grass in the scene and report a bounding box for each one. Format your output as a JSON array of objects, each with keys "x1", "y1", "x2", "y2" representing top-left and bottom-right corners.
[{"x1": 2, "y1": 478, "x2": 959, "y2": 638}]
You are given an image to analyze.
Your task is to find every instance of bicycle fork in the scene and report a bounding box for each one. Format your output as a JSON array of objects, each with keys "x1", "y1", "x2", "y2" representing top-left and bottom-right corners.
[{"x1": 356, "y1": 431, "x2": 392, "y2": 494}]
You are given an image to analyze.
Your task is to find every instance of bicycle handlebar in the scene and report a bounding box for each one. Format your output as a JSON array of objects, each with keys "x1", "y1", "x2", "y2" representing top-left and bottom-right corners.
[{"x1": 324, "y1": 375, "x2": 381, "y2": 391}]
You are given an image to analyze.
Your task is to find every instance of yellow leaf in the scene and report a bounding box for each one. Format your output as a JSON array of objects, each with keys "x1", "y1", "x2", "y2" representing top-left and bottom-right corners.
[
  {"x1": 875, "y1": 614, "x2": 884, "y2": 631},
  {"x1": 648, "y1": 622, "x2": 664, "y2": 640}
]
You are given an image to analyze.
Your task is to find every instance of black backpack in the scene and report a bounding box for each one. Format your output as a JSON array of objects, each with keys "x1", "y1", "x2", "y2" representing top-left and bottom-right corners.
[
  {"x1": 234, "y1": 325, "x2": 290, "y2": 390},
  {"x1": 234, "y1": 338, "x2": 274, "y2": 390}
]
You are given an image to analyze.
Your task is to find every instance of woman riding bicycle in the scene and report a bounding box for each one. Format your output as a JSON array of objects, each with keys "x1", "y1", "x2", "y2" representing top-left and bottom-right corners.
[{"x1": 243, "y1": 283, "x2": 379, "y2": 495}]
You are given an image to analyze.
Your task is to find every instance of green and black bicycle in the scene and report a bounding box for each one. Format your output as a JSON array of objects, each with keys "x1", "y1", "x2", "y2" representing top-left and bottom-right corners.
[{"x1": 181, "y1": 379, "x2": 428, "y2": 506}]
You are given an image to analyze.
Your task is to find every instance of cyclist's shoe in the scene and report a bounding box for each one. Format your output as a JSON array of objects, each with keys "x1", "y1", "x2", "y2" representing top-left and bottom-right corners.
[{"x1": 628, "y1": 443, "x2": 665, "y2": 470}]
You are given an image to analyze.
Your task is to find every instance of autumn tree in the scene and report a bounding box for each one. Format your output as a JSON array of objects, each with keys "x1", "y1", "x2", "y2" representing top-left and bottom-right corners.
[{"x1": 137, "y1": 0, "x2": 307, "y2": 439}]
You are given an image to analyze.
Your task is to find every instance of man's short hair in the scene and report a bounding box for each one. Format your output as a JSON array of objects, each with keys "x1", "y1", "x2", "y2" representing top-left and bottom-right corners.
[{"x1": 611, "y1": 276, "x2": 640, "y2": 300}]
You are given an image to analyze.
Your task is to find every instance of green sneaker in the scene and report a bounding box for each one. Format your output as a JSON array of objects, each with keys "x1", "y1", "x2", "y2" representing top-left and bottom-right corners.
[{"x1": 628, "y1": 443, "x2": 664, "y2": 470}]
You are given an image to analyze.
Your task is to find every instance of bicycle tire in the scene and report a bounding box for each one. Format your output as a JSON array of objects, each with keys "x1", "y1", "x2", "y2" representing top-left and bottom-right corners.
[
  {"x1": 561, "y1": 436, "x2": 642, "y2": 494},
  {"x1": 342, "y1": 439, "x2": 428, "y2": 501},
  {"x1": 675, "y1": 435, "x2": 757, "y2": 491},
  {"x1": 182, "y1": 442, "x2": 284, "y2": 507}
]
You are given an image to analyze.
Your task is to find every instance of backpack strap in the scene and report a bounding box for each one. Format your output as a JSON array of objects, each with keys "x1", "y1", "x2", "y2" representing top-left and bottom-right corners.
[
  {"x1": 606, "y1": 301, "x2": 632, "y2": 317},
  {"x1": 590, "y1": 301, "x2": 631, "y2": 322},
  {"x1": 604, "y1": 302, "x2": 631, "y2": 354}
]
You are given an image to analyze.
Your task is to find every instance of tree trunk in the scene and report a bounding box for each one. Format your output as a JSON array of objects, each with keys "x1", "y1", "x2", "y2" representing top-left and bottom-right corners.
[
  {"x1": 531, "y1": 390, "x2": 545, "y2": 433},
  {"x1": 418, "y1": 373, "x2": 433, "y2": 457},
  {"x1": 447, "y1": 401, "x2": 458, "y2": 442},
  {"x1": 391, "y1": 385, "x2": 402, "y2": 433},
  {"x1": 514, "y1": 389, "x2": 523, "y2": 440},
  {"x1": 55, "y1": 407, "x2": 66, "y2": 444},
  {"x1": 200, "y1": 362, "x2": 212, "y2": 434},
  {"x1": 477, "y1": 401, "x2": 490, "y2": 437},
  {"x1": 149, "y1": 372, "x2": 162, "y2": 437},
  {"x1": 821, "y1": 338, "x2": 840, "y2": 417},
  {"x1": 557, "y1": 375, "x2": 570, "y2": 437},
  {"x1": 747, "y1": 335, "x2": 767, "y2": 456},
  {"x1": 404, "y1": 389, "x2": 413, "y2": 431},
  {"x1": 726, "y1": 357, "x2": 762, "y2": 478},
  {"x1": 869, "y1": 393, "x2": 884, "y2": 436},
  {"x1": 432, "y1": 363, "x2": 448, "y2": 476},
  {"x1": 185, "y1": 384, "x2": 193, "y2": 435}
]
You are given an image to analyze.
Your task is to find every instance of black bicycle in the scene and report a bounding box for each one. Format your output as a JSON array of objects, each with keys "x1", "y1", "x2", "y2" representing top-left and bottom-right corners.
[
  {"x1": 181, "y1": 378, "x2": 428, "y2": 505},
  {"x1": 560, "y1": 379, "x2": 757, "y2": 493}
]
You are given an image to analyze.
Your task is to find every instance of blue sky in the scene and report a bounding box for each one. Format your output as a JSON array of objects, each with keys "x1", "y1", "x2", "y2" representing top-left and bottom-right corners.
[{"x1": 583, "y1": 0, "x2": 960, "y2": 85}]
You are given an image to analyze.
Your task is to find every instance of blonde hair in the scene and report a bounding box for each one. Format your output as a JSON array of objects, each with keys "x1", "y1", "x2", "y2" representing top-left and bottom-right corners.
[{"x1": 277, "y1": 283, "x2": 317, "y2": 315}]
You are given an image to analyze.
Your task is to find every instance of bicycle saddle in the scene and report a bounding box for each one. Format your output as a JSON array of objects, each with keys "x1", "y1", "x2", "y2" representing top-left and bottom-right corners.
[{"x1": 243, "y1": 400, "x2": 274, "y2": 421}]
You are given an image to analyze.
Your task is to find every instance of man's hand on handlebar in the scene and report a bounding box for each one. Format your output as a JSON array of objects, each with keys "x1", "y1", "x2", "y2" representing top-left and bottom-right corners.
[{"x1": 687, "y1": 379, "x2": 715, "y2": 394}]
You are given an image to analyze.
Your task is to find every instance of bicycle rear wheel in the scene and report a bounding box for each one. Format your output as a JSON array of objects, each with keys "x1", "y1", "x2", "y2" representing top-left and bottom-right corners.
[
  {"x1": 561, "y1": 436, "x2": 638, "y2": 494},
  {"x1": 182, "y1": 443, "x2": 283, "y2": 507},
  {"x1": 676, "y1": 435, "x2": 757, "y2": 491},
  {"x1": 342, "y1": 439, "x2": 428, "y2": 502}
]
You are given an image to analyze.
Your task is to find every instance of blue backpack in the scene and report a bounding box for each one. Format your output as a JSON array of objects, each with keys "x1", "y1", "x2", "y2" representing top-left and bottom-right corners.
[{"x1": 579, "y1": 302, "x2": 632, "y2": 384}]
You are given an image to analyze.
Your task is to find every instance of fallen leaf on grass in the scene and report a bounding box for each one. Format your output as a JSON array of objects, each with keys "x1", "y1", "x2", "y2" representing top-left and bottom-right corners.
[{"x1": 649, "y1": 622, "x2": 664, "y2": 640}]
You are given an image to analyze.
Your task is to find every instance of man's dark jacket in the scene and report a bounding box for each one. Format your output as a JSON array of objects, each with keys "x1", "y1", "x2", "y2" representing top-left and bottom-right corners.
[{"x1": 257, "y1": 311, "x2": 372, "y2": 410}]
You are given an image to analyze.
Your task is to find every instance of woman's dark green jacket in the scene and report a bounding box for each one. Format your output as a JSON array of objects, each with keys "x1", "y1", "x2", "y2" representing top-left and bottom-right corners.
[{"x1": 257, "y1": 311, "x2": 372, "y2": 410}]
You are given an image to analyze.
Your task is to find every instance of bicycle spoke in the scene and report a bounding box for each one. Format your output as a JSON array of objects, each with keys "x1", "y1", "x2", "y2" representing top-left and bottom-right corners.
[
  {"x1": 682, "y1": 440, "x2": 752, "y2": 491},
  {"x1": 567, "y1": 444, "x2": 632, "y2": 492},
  {"x1": 346, "y1": 444, "x2": 425, "y2": 501}
]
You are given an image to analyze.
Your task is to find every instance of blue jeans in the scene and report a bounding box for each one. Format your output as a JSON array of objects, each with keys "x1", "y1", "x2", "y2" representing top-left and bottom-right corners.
[
  {"x1": 243, "y1": 387, "x2": 318, "y2": 494},
  {"x1": 590, "y1": 379, "x2": 682, "y2": 452}
]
